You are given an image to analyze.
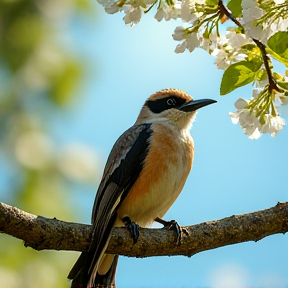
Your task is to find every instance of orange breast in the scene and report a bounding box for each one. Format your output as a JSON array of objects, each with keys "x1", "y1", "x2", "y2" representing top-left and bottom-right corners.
[{"x1": 117, "y1": 123, "x2": 194, "y2": 227}]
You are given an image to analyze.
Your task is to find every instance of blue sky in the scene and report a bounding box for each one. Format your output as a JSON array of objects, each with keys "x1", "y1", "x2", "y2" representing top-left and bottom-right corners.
[{"x1": 56, "y1": 7, "x2": 288, "y2": 288}]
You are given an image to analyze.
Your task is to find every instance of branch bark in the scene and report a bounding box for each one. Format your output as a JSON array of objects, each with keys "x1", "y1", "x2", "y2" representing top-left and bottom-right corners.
[{"x1": 0, "y1": 201, "x2": 287, "y2": 257}]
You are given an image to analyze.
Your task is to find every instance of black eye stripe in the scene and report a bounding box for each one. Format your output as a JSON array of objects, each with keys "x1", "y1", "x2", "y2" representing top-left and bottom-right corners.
[{"x1": 146, "y1": 96, "x2": 187, "y2": 114}]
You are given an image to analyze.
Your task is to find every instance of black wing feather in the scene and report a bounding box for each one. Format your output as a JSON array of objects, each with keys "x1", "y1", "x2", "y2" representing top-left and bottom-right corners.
[{"x1": 68, "y1": 123, "x2": 152, "y2": 284}]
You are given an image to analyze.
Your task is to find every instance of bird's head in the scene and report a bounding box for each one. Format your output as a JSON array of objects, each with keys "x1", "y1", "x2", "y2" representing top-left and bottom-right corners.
[{"x1": 136, "y1": 89, "x2": 217, "y2": 130}]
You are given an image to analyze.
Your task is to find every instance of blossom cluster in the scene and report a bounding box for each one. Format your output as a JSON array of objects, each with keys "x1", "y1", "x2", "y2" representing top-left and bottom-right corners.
[
  {"x1": 97, "y1": 0, "x2": 155, "y2": 25},
  {"x1": 229, "y1": 98, "x2": 285, "y2": 139},
  {"x1": 229, "y1": 80, "x2": 288, "y2": 139},
  {"x1": 97, "y1": 0, "x2": 288, "y2": 48},
  {"x1": 96, "y1": 0, "x2": 288, "y2": 138},
  {"x1": 242, "y1": 0, "x2": 288, "y2": 45},
  {"x1": 173, "y1": 28, "x2": 254, "y2": 69}
]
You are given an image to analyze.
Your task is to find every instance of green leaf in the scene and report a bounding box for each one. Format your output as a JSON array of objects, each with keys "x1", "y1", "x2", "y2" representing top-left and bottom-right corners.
[
  {"x1": 277, "y1": 81, "x2": 288, "y2": 91},
  {"x1": 205, "y1": 0, "x2": 218, "y2": 7},
  {"x1": 267, "y1": 31, "x2": 288, "y2": 66},
  {"x1": 241, "y1": 44, "x2": 257, "y2": 51},
  {"x1": 227, "y1": 0, "x2": 242, "y2": 17},
  {"x1": 220, "y1": 58, "x2": 263, "y2": 95}
]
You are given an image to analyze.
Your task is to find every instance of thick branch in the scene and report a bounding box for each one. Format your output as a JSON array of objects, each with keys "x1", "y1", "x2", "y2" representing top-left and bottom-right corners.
[{"x1": 0, "y1": 202, "x2": 287, "y2": 257}]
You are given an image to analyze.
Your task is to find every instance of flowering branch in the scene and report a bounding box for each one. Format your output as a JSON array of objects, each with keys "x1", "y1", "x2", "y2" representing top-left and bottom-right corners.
[
  {"x1": 218, "y1": 0, "x2": 280, "y2": 94},
  {"x1": 95, "y1": 0, "x2": 288, "y2": 139},
  {"x1": 216, "y1": 0, "x2": 288, "y2": 138},
  {"x1": 0, "y1": 201, "x2": 288, "y2": 257}
]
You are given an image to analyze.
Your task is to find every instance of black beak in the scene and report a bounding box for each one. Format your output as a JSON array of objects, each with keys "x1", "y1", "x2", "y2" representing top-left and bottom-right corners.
[{"x1": 179, "y1": 99, "x2": 217, "y2": 112}]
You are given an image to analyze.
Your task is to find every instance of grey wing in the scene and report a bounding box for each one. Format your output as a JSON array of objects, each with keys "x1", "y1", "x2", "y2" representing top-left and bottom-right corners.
[{"x1": 68, "y1": 123, "x2": 152, "y2": 281}]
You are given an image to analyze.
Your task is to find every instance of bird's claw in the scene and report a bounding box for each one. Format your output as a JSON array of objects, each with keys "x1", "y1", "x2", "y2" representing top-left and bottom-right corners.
[
  {"x1": 167, "y1": 220, "x2": 183, "y2": 246},
  {"x1": 122, "y1": 216, "x2": 139, "y2": 244},
  {"x1": 155, "y1": 217, "x2": 189, "y2": 245}
]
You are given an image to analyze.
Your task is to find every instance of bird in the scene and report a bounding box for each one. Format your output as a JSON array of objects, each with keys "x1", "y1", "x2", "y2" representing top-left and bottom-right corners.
[{"x1": 68, "y1": 88, "x2": 216, "y2": 288}]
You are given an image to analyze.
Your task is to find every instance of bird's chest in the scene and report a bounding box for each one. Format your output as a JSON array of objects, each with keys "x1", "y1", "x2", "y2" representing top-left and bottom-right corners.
[{"x1": 117, "y1": 124, "x2": 194, "y2": 227}]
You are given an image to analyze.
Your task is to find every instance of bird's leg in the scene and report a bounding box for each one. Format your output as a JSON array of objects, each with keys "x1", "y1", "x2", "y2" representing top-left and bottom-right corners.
[
  {"x1": 122, "y1": 216, "x2": 140, "y2": 244},
  {"x1": 155, "y1": 217, "x2": 189, "y2": 245}
]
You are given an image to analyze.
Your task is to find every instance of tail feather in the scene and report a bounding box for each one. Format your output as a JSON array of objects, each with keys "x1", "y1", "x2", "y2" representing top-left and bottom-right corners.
[
  {"x1": 68, "y1": 252, "x2": 88, "y2": 280},
  {"x1": 68, "y1": 253, "x2": 119, "y2": 288},
  {"x1": 69, "y1": 252, "x2": 90, "y2": 288},
  {"x1": 94, "y1": 256, "x2": 119, "y2": 288}
]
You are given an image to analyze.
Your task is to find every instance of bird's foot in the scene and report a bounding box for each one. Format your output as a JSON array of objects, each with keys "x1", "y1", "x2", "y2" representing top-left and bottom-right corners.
[
  {"x1": 155, "y1": 217, "x2": 189, "y2": 245},
  {"x1": 122, "y1": 216, "x2": 140, "y2": 244}
]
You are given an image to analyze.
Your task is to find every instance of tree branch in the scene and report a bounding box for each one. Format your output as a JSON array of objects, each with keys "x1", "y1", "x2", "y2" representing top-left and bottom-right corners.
[{"x1": 0, "y1": 201, "x2": 287, "y2": 257}]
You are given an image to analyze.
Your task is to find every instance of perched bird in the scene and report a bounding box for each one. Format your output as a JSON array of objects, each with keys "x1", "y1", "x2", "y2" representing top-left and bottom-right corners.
[{"x1": 68, "y1": 88, "x2": 216, "y2": 288}]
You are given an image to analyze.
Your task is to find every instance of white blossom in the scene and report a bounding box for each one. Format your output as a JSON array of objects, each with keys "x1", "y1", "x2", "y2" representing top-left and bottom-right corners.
[
  {"x1": 181, "y1": 0, "x2": 197, "y2": 23},
  {"x1": 242, "y1": 6, "x2": 264, "y2": 22},
  {"x1": 212, "y1": 49, "x2": 230, "y2": 69},
  {"x1": 173, "y1": 26, "x2": 186, "y2": 41},
  {"x1": 97, "y1": 0, "x2": 120, "y2": 14},
  {"x1": 274, "y1": 0, "x2": 286, "y2": 4},
  {"x1": 186, "y1": 32, "x2": 200, "y2": 52},
  {"x1": 252, "y1": 88, "x2": 262, "y2": 99},
  {"x1": 195, "y1": 0, "x2": 205, "y2": 4},
  {"x1": 229, "y1": 97, "x2": 286, "y2": 139},
  {"x1": 274, "y1": 17, "x2": 288, "y2": 31},
  {"x1": 175, "y1": 41, "x2": 187, "y2": 53},
  {"x1": 173, "y1": 25, "x2": 201, "y2": 53},
  {"x1": 254, "y1": 77, "x2": 269, "y2": 89},
  {"x1": 174, "y1": 32, "x2": 200, "y2": 53},
  {"x1": 205, "y1": 30, "x2": 251, "y2": 69},
  {"x1": 154, "y1": 7, "x2": 165, "y2": 21},
  {"x1": 242, "y1": 6, "x2": 268, "y2": 43},
  {"x1": 274, "y1": 93, "x2": 288, "y2": 106},
  {"x1": 154, "y1": 3, "x2": 181, "y2": 21},
  {"x1": 123, "y1": 6, "x2": 142, "y2": 25},
  {"x1": 241, "y1": 0, "x2": 257, "y2": 9},
  {"x1": 105, "y1": 3, "x2": 121, "y2": 14},
  {"x1": 200, "y1": 33, "x2": 217, "y2": 52},
  {"x1": 211, "y1": 47, "x2": 246, "y2": 70},
  {"x1": 261, "y1": 114, "x2": 285, "y2": 137},
  {"x1": 225, "y1": 31, "x2": 251, "y2": 49},
  {"x1": 229, "y1": 99, "x2": 262, "y2": 139},
  {"x1": 242, "y1": 0, "x2": 288, "y2": 45}
]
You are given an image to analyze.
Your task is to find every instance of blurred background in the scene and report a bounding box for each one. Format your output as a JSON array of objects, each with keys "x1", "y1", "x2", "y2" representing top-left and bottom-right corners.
[{"x1": 0, "y1": 0, "x2": 287, "y2": 287}]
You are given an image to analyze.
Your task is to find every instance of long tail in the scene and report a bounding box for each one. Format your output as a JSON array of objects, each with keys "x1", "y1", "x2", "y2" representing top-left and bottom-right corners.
[{"x1": 68, "y1": 253, "x2": 119, "y2": 288}]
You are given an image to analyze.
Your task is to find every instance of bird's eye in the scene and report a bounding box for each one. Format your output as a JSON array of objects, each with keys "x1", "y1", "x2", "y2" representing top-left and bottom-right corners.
[{"x1": 167, "y1": 98, "x2": 176, "y2": 106}]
